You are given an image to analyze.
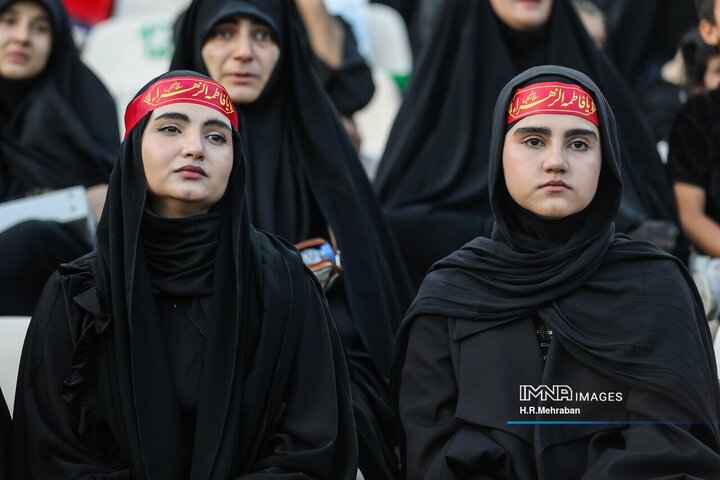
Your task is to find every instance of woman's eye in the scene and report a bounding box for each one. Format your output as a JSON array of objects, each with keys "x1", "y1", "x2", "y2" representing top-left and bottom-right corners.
[
  {"x1": 254, "y1": 29, "x2": 274, "y2": 42},
  {"x1": 207, "y1": 133, "x2": 227, "y2": 144},
  {"x1": 209, "y1": 26, "x2": 233, "y2": 39},
  {"x1": 158, "y1": 125, "x2": 181, "y2": 134},
  {"x1": 31, "y1": 22, "x2": 50, "y2": 34},
  {"x1": 569, "y1": 140, "x2": 589, "y2": 150},
  {"x1": 0, "y1": 15, "x2": 16, "y2": 26},
  {"x1": 524, "y1": 137, "x2": 544, "y2": 147}
]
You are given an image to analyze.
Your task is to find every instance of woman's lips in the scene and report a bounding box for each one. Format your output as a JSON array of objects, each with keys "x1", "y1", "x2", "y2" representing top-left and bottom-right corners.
[
  {"x1": 228, "y1": 72, "x2": 255, "y2": 84},
  {"x1": 176, "y1": 165, "x2": 207, "y2": 179},
  {"x1": 540, "y1": 179, "x2": 570, "y2": 191},
  {"x1": 6, "y1": 51, "x2": 29, "y2": 63}
]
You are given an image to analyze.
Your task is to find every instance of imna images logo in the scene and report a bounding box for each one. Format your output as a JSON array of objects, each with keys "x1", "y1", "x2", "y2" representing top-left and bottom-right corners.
[
  {"x1": 519, "y1": 385, "x2": 623, "y2": 403},
  {"x1": 520, "y1": 385, "x2": 573, "y2": 402}
]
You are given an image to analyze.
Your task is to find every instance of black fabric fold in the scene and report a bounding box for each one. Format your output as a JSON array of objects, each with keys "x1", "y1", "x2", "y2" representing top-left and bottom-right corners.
[{"x1": 141, "y1": 209, "x2": 221, "y2": 297}]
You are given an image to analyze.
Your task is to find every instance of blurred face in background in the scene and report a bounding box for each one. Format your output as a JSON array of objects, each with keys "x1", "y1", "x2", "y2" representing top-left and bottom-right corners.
[
  {"x1": 0, "y1": 0, "x2": 52, "y2": 80},
  {"x1": 202, "y1": 14, "x2": 280, "y2": 104},
  {"x1": 489, "y1": 0, "x2": 553, "y2": 31}
]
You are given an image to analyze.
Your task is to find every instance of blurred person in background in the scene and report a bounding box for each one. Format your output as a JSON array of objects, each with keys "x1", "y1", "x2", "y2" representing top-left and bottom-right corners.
[
  {"x1": 374, "y1": 0, "x2": 682, "y2": 289},
  {"x1": 668, "y1": 0, "x2": 720, "y2": 328},
  {"x1": 680, "y1": 27, "x2": 720, "y2": 95},
  {"x1": 172, "y1": 1, "x2": 412, "y2": 478},
  {"x1": 0, "y1": 0, "x2": 119, "y2": 315}
]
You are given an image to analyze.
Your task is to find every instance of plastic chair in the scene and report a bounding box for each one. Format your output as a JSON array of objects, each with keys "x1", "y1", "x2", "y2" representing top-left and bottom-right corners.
[
  {"x1": 362, "y1": 3, "x2": 412, "y2": 82},
  {"x1": 0, "y1": 316, "x2": 31, "y2": 416},
  {"x1": 112, "y1": 0, "x2": 190, "y2": 17},
  {"x1": 355, "y1": 67, "x2": 402, "y2": 179}
]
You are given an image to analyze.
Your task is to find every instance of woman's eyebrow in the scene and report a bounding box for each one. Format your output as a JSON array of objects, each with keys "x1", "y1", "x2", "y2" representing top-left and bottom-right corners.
[
  {"x1": 204, "y1": 119, "x2": 232, "y2": 133},
  {"x1": 564, "y1": 128, "x2": 599, "y2": 140},
  {"x1": 513, "y1": 126, "x2": 551, "y2": 136},
  {"x1": 154, "y1": 112, "x2": 190, "y2": 123}
]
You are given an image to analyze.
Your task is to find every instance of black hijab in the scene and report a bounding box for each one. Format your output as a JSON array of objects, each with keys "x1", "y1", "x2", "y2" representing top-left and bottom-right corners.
[
  {"x1": 10, "y1": 70, "x2": 356, "y2": 478},
  {"x1": 171, "y1": 0, "x2": 412, "y2": 375},
  {"x1": 0, "y1": 0, "x2": 118, "y2": 201},
  {"x1": 374, "y1": 0, "x2": 681, "y2": 288},
  {"x1": 392, "y1": 65, "x2": 720, "y2": 457}
]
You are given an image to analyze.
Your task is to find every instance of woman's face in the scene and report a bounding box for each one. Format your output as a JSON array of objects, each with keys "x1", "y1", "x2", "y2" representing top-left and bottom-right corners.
[
  {"x1": 503, "y1": 113, "x2": 601, "y2": 219},
  {"x1": 142, "y1": 103, "x2": 234, "y2": 218},
  {"x1": 0, "y1": 0, "x2": 52, "y2": 80},
  {"x1": 201, "y1": 14, "x2": 280, "y2": 104},
  {"x1": 489, "y1": 0, "x2": 553, "y2": 31}
]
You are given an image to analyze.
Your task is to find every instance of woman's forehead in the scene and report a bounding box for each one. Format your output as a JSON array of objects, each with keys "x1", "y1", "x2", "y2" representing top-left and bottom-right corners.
[{"x1": 507, "y1": 113, "x2": 600, "y2": 135}]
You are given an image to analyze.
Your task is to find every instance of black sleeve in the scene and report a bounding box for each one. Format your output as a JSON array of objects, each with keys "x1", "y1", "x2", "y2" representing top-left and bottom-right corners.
[
  {"x1": 313, "y1": 16, "x2": 375, "y2": 116},
  {"x1": 399, "y1": 315, "x2": 524, "y2": 479},
  {"x1": 399, "y1": 315, "x2": 462, "y2": 478},
  {"x1": 240, "y1": 272, "x2": 358, "y2": 479},
  {"x1": 10, "y1": 273, "x2": 132, "y2": 479},
  {"x1": 667, "y1": 96, "x2": 714, "y2": 188}
]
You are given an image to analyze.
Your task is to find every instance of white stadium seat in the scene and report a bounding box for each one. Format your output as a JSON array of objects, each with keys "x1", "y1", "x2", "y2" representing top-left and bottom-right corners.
[{"x1": 0, "y1": 316, "x2": 31, "y2": 416}]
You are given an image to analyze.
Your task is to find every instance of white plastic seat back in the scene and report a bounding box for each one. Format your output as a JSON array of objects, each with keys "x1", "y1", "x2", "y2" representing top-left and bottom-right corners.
[
  {"x1": 113, "y1": 0, "x2": 191, "y2": 17},
  {"x1": 362, "y1": 3, "x2": 412, "y2": 76},
  {"x1": 0, "y1": 316, "x2": 31, "y2": 416},
  {"x1": 355, "y1": 68, "x2": 402, "y2": 179}
]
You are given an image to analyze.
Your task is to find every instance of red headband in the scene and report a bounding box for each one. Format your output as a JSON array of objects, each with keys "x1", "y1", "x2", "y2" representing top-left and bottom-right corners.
[
  {"x1": 124, "y1": 76, "x2": 238, "y2": 138},
  {"x1": 506, "y1": 81, "x2": 599, "y2": 126}
]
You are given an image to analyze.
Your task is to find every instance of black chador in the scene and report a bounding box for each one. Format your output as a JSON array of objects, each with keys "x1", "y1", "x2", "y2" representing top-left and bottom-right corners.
[
  {"x1": 172, "y1": 2, "x2": 413, "y2": 478},
  {"x1": 10, "y1": 71, "x2": 358, "y2": 479}
]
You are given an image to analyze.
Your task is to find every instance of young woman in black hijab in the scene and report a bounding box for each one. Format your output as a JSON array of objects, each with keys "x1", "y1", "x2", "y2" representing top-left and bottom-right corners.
[
  {"x1": 375, "y1": 0, "x2": 683, "y2": 289},
  {"x1": 392, "y1": 65, "x2": 720, "y2": 478},
  {"x1": 0, "y1": 0, "x2": 118, "y2": 314},
  {"x1": 11, "y1": 71, "x2": 357, "y2": 479},
  {"x1": 171, "y1": 2, "x2": 412, "y2": 478}
]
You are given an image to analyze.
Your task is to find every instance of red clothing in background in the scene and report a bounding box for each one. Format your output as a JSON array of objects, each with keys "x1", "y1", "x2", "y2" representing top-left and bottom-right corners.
[{"x1": 62, "y1": 0, "x2": 113, "y2": 24}]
